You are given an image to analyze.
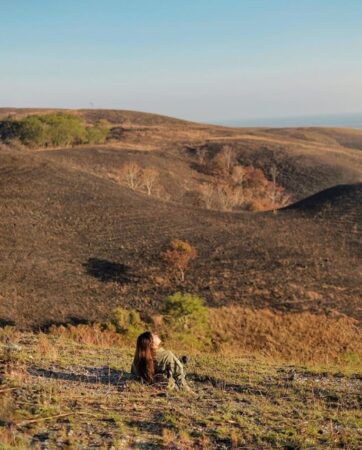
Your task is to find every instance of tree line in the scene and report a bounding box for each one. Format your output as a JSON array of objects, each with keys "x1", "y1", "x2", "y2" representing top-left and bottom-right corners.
[{"x1": 0, "y1": 113, "x2": 109, "y2": 148}]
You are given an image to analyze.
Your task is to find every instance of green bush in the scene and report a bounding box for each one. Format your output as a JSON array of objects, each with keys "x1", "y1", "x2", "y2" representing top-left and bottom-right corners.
[
  {"x1": 0, "y1": 117, "x2": 23, "y2": 141},
  {"x1": 86, "y1": 124, "x2": 109, "y2": 144},
  {"x1": 0, "y1": 113, "x2": 109, "y2": 148},
  {"x1": 105, "y1": 307, "x2": 145, "y2": 340},
  {"x1": 164, "y1": 292, "x2": 207, "y2": 323},
  {"x1": 163, "y1": 293, "x2": 210, "y2": 349},
  {"x1": 18, "y1": 115, "x2": 48, "y2": 147},
  {"x1": 39, "y1": 113, "x2": 87, "y2": 146}
]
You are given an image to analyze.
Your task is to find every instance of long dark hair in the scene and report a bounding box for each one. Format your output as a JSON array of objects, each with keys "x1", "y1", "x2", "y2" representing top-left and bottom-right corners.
[{"x1": 133, "y1": 331, "x2": 155, "y2": 384}]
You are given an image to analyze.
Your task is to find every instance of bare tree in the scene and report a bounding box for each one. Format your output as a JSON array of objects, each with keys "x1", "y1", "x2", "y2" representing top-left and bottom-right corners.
[
  {"x1": 266, "y1": 165, "x2": 291, "y2": 211},
  {"x1": 197, "y1": 147, "x2": 208, "y2": 164},
  {"x1": 231, "y1": 185, "x2": 245, "y2": 208},
  {"x1": 215, "y1": 183, "x2": 241, "y2": 211},
  {"x1": 231, "y1": 165, "x2": 247, "y2": 204},
  {"x1": 220, "y1": 145, "x2": 235, "y2": 173},
  {"x1": 199, "y1": 183, "x2": 215, "y2": 209},
  {"x1": 141, "y1": 167, "x2": 159, "y2": 196},
  {"x1": 212, "y1": 145, "x2": 235, "y2": 175},
  {"x1": 119, "y1": 161, "x2": 142, "y2": 190},
  {"x1": 269, "y1": 165, "x2": 279, "y2": 212}
]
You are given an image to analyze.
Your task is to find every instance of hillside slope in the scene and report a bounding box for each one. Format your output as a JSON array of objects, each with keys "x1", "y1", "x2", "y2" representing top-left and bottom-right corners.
[
  {"x1": 0, "y1": 141, "x2": 361, "y2": 328},
  {"x1": 1, "y1": 330, "x2": 361, "y2": 449}
]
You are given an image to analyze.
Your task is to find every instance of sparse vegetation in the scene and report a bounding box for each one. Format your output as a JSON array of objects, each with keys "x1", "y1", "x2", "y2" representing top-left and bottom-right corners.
[
  {"x1": 0, "y1": 327, "x2": 360, "y2": 449},
  {"x1": 118, "y1": 161, "x2": 162, "y2": 197},
  {"x1": 114, "y1": 147, "x2": 289, "y2": 213},
  {"x1": 0, "y1": 108, "x2": 361, "y2": 448},
  {"x1": 119, "y1": 161, "x2": 143, "y2": 190},
  {"x1": 106, "y1": 307, "x2": 146, "y2": 340},
  {"x1": 198, "y1": 146, "x2": 291, "y2": 211},
  {"x1": 141, "y1": 166, "x2": 159, "y2": 196}
]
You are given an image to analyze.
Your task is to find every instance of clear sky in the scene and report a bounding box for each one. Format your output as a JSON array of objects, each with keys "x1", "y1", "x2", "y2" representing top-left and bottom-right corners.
[{"x1": 1, "y1": 0, "x2": 362, "y2": 122}]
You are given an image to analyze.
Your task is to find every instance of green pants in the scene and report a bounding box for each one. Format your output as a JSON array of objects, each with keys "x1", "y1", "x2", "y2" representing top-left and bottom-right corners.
[{"x1": 154, "y1": 348, "x2": 188, "y2": 390}]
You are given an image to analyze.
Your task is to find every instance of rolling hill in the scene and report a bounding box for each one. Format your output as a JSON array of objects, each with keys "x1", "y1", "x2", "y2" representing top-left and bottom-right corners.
[{"x1": 0, "y1": 109, "x2": 361, "y2": 328}]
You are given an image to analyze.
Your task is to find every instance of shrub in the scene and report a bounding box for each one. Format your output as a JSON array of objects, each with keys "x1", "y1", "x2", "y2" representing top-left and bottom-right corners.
[
  {"x1": 163, "y1": 293, "x2": 210, "y2": 349},
  {"x1": 19, "y1": 115, "x2": 52, "y2": 147},
  {"x1": 106, "y1": 307, "x2": 145, "y2": 340},
  {"x1": 86, "y1": 122, "x2": 110, "y2": 144},
  {"x1": 161, "y1": 239, "x2": 197, "y2": 282},
  {"x1": 164, "y1": 292, "x2": 207, "y2": 322},
  {"x1": 0, "y1": 113, "x2": 109, "y2": 148},
  {"x1": 199, "y1": 162, "x2": 291, "y2": 212},
  {"x1": 0, "y1": 117, "x2": 23, "y2": 142}
]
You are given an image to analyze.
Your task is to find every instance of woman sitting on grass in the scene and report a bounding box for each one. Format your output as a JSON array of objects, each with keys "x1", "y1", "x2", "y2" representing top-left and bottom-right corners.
[{"x1": 131, "y1": 331, "x2": 192, "y2": 391}]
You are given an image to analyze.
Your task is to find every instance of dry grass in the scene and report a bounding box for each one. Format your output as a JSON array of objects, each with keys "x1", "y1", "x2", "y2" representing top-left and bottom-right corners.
[
  {"x1": 0, "y1": 329, "x2": 361, "y2": 449},
  {"x1": 35, "y1": 303, "x2": 362, "y2": 365},
  {"x1": 49, "y1": 323, "x2": 123, "y2": 348},
  {"x1": 209, "y1": 306, "x2": 362, "y2": 364}
]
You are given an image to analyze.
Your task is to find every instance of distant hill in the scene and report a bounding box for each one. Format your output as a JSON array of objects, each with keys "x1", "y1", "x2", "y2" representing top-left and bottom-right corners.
[{"x1": 217, "y1": 112, "x2": 362, "y2": 129}]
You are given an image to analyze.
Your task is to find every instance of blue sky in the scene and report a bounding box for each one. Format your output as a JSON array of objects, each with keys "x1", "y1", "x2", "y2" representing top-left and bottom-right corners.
[{"x1": 1, "y1": 0, "x2": 362, "y2": 121}]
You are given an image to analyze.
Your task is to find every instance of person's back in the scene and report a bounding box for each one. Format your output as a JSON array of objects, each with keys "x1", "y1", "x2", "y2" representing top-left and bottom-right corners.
[{"x1": 131, "y1": 331, "x2": 192, "y2": 391}]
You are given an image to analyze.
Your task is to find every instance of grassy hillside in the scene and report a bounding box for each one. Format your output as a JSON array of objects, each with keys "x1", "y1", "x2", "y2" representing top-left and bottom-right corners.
[
  {"x1": 0, "y1": 108, "x2": 361, "y2": 449},
  {"x1": 1, "y1": 329, "x2": 361, "y2": 450}
]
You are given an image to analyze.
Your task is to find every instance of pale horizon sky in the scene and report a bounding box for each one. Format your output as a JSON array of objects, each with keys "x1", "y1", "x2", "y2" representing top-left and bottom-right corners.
[{"x1": 1, "y1": 0, "x2": 362, "y2": 122}]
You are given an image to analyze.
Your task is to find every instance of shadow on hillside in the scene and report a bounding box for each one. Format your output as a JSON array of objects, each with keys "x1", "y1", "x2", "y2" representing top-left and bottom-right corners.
[
  {"x1": 83, "y1": 258, "x2": 132, "y2": 283},
  {"x1": 27, "y1": 365, "x2": 132, "y2": 390},
  {"x1": 38, "y1": 317, "x2": 91, "y2": 331},
  {"x1": 127, "y1": 417, "x2": 164, "y2": 446},
  {"x1": 0, "y1": 318, "x2": 15, "y2": 327},
  {"x1": 188, "y1": 372, "x2": 267, "y2": 395}
]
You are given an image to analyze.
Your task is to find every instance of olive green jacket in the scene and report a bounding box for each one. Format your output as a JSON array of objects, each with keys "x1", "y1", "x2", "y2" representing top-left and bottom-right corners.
[{"x1": 131, "y1": 347, "x2": 187, "y2": 389}]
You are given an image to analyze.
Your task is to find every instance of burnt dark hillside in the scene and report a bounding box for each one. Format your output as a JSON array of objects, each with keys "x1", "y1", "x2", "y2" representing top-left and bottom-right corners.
[{"x1": 0, "y1": 109, "x2": 361, "y2": 328}]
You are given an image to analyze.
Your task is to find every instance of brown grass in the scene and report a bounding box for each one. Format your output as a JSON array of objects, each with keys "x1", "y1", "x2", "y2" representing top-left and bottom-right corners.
[
  {"x1": 49, "y1": 323, "x2": 123, "y2": 347},
  {"x1": 39, "y1": 306, "x2": 362, "y2": 365},
  {"x1": 209, "y1": 306, "x2": 362, "y2": 363},
  {"x1": 0, "y1": 326, "x2": 361, "y2": 449}
]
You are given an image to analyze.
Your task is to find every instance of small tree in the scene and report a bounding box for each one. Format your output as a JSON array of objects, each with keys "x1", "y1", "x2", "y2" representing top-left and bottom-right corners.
[
  {"x1": 119, "y1": 161, "x2": 142, "y2": 190},
  {"x1": 141, "y1": 167, "x2": 159, "y2": 195},
  {"x1": 267, "y1": 165, "x2": 291, "y2": 212},
  {"x1": 197, "y1": 147, "x2": 208, "y2": 164},
  {"x1": 215, "y1": 182, "x2": 245, "y2": 211},
  {"x1": 85, "y1": 120, "x2": 109, "y2": 144},
  {"x1": 199, "y1": 182, "x2": 215, "y2": 209},
  {"x1": 266, "y1": 181, "x2": 290, "y2": 211},
  {"x1": 161, "y1": 239, "x2": 197, "y2": 282},
  {"x1": 213, "y1": 145, "x2": 235, "y2": 174}
]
